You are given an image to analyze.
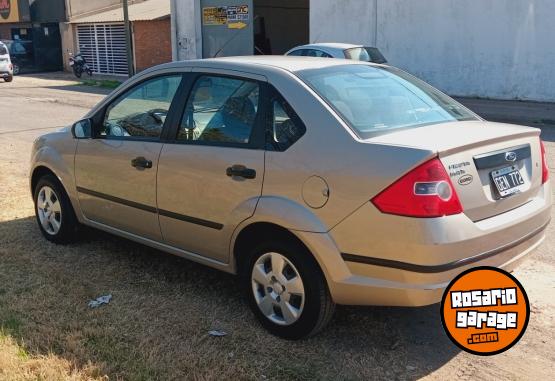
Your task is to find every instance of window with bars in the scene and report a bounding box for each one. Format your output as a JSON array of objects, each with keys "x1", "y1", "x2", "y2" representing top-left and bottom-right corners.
[{"x1": 77, "y1": 24, "x2": 128, "y2": 75}]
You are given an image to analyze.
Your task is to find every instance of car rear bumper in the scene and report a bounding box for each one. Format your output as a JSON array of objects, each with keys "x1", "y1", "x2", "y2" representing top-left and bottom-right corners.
[
  {"x1": 295, "y1": 183, "x2": 551, "y2": 306},
  {"x1": 0, "y1": 71, "x2": 12, "y2": 77}
]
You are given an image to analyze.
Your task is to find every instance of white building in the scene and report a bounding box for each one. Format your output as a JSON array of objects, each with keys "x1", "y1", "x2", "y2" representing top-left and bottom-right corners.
[{"x1": 172, "y1": 0, "x2": 555, "y2": 102}]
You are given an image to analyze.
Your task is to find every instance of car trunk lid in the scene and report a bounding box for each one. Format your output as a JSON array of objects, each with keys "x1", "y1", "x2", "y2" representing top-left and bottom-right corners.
[{"x1": 366, "y1": 121, "x2": 543, "y2": 221}]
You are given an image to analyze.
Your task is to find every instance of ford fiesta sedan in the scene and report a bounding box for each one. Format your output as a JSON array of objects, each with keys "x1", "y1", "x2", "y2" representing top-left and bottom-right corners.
[{"x1": 30, "y1": 57, "x2": 551, "y2": 339}]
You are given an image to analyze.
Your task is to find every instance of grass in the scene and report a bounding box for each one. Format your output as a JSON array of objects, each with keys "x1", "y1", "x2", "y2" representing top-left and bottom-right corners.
[
  {"x1": 79, "y1": 79, "x2": 122, "y2": 89},
  {"x1": 0, "y1": 330, "x2": 105, "y2": 380},
  {"x1": 0, "y1": 105, "x2": 554, "y2": 379}
]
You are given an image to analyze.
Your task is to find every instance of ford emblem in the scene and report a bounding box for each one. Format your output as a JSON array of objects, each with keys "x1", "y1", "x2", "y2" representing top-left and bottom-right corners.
[{"x1": 505, "y1": 151, "x2": 517, "y2": 162}]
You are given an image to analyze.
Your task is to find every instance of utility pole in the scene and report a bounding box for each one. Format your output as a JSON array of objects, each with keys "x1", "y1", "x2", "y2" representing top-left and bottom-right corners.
[{"x1": 123, "y1": 0, "x2": 135, "y2": 76}]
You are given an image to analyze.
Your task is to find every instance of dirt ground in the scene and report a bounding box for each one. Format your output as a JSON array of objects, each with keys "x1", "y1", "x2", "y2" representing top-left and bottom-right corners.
[{"x1": 0, "y1": 74, "x2": 554, "y2": 380}]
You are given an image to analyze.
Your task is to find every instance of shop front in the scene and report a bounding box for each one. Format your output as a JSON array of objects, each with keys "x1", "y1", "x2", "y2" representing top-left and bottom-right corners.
[{"x1": 0, "y1": 0, "x2": 64, "y2": 73}]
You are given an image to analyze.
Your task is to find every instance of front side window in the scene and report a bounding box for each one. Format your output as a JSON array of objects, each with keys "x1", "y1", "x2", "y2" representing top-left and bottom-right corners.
[
  {"x1": 178, "y1": 75, "x2": 260, "y2": 144},
  {"x1": 101, "y1": 75, "x2": 182, "y2": 139},
  {"x1": 297, "y1": 64, "x2": 478, "y2": 138}
]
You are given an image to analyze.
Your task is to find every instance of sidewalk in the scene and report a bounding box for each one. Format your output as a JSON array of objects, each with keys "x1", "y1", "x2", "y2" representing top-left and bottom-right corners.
[
  {"x1": 17, "y1": 71, "x2": 127, "y2": 83},
  {"x1": 455, "y1": 97, "x2": 555, "y2": 128}
]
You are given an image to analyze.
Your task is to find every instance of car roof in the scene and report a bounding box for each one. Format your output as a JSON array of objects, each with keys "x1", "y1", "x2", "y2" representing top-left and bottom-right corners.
[
  {"x1": 154, "y1": 55, "x2": 373, "y2": 75},
  {"x1": 293, "y1": 43, "x2": 363, "y2": 50}
]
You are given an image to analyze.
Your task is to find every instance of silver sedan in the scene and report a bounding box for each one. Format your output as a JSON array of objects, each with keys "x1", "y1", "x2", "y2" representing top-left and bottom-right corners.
[{"x1": 30, "y1": 56, "x2": 551, "y2": 338}]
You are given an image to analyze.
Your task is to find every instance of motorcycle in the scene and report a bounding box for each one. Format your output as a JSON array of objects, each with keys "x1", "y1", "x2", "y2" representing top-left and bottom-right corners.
[{"x1": 69, "y1": 52, "x2": 93, "y2": 78}]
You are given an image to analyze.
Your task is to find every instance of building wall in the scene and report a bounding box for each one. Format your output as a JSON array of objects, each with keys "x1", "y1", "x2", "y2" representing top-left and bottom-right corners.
[
  {"x1": 65, "y1": 0, "x2": 128, "y2": 18},
  {"x1": 30, "y1": 0, "x2": 66, "y2": 22},
  {"x1": 254, "y1": 0, "x2": 308, "y2": 54},
  {"x1": 172, "y1": 0, "x2": 203, "y2": 60},
  {"x1": 310, "y1": 0, "x2": 555, "y2": 102},
  {"x1": 133, "y1": 18, "x2": 172, "y2": 72},
  {"x1": 0, "y1": 24, "x2": 11, "y2": 39},
  {"x1": 59, "y1": 22, "x2": 74, "y2": 71}
]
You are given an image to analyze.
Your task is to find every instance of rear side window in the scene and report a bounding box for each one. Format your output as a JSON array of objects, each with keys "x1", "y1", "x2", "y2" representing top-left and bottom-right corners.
[
  {"x1": 0, "y1": 45, "x2": 7, "y2": 55},
  {"x1": 178, "y1": 75, "x2": 260, "y2": 145},
  {"x1": 287, "y1": 49, "x2": 305, "y2": 56},
  {"x1": 268, "y1": 93, "x2": 306, "y2": 151},
  {"x1": 101, "y1": 75, "x2": 182, "y2": 139}
]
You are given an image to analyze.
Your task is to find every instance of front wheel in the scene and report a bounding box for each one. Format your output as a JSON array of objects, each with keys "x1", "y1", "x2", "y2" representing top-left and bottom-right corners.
[
  {"x1": 73, "y1": 67, "x2": 82, "y2": 78},
  {"x1": 34, "y1": 175, "x2": 79, "y2": 243},
  {"x1": 243, "y1": 239, "x2": 335, "y2": 339},
  {"x1": 4, "y1": 75, "x2": 13, "y2": 82}
]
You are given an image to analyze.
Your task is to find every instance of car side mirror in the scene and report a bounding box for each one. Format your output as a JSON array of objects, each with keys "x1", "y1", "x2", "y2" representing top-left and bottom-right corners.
[{"x1": 72, "y1": 118, "x2": 92, "y2": 139}]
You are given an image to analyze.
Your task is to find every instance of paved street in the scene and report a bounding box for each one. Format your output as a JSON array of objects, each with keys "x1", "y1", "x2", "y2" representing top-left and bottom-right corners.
[{"x1": 0, "y1": 74, "x2": 554, "y2": 380}]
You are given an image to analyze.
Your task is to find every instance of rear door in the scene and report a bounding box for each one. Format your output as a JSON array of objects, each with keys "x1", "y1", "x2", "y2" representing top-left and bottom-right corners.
[
  {"x1": 156, "y1": 70, "x2": 266, "y2": 262},
  {"x1": 75, "y1": 74, "x2": 183, "y2": 240}
]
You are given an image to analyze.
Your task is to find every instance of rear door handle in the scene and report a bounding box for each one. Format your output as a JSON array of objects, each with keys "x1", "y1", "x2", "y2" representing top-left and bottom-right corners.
[
  {"x1": 226, "y1": 164, "x2": 256, "y2": 179},
  {"x1": 131, "y1": 156, "x2": 153, "y2": 169}
]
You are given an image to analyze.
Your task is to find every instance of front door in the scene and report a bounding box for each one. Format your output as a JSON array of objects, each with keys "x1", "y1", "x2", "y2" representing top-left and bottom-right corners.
[
  {"x1": 157, "y1": 73, "x2": 266, "y2": 262},
  {"x1": 75, "y1": 74, "x2": 183, "y2": 240}
]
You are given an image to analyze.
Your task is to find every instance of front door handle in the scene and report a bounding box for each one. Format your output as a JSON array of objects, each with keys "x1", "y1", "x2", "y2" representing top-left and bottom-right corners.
[
  {"x1": 131, "y1": 156, "x2": 153, "y2": 169},
  {"x1": 226, "y1": 164, "x2": 256, "y2": 179}
]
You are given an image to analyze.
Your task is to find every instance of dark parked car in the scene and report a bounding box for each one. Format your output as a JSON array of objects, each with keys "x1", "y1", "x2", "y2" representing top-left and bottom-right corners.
[{"x1": 1, "y1": 39, "x2": 34, "y2": 75}]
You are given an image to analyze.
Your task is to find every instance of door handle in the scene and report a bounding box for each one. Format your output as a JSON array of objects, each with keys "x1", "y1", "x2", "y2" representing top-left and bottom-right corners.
[
  {"x1": 226, "y1": 164, "x2": 256, "y2": 179},
  {"x1": 131, "y1": 156, "x2": 153, "y2": 169}
]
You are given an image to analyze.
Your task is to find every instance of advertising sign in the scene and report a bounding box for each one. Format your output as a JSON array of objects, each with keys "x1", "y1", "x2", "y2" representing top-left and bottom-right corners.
[
  {"x1": 0, "y1": 0, "x2": 20, "y2": 23},
  {"x1": 202, "y1": 4, "x2": 249, "y2": 26},
  {"x1": 202, "y1": 6, "x2": 228, "y2": 26}
]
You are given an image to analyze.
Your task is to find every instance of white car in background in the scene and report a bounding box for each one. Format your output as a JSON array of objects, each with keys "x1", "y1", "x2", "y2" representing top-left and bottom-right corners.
[
  {"x1": 285, "y1": 43, "x2": 387, "y2": 64},
  {"x1": 0, "y1": 41, "x2": 14, "y2": 82}
]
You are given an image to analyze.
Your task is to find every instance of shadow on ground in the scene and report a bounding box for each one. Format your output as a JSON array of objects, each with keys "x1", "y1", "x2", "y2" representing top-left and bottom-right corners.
[{"x1": 0, "y1": 216, "x2": 460, "y2": 380}]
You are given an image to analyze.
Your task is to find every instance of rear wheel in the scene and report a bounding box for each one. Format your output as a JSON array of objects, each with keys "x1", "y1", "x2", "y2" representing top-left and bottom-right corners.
[
  {"x1": 4, "y1": 75, "x2": 12, "y2": 82},
  {"x1": 243, "y1": 238, "x2": 335, "y2": 339},
  {"x1": 34, "y1": 175, "x2": 79, "y2": 243}
]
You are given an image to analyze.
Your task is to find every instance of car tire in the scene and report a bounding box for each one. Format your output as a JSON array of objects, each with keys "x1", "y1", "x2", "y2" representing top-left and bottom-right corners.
[
  {"x1": 12, "y1": 64, "x2": 19, "y2": 75},
  {"x1": 4, "y1": 75, "x2": 13, "y2": 82},
  {"x1": 33, "y1": 174, "x2": 79, "y2": 244},
  {"x1": 242, "y1": 237, "x2": 335, "y2": 339}
]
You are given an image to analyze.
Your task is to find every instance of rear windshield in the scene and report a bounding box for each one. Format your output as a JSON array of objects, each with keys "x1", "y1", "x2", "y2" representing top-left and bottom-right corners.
[
  {"x1": 364, "y1": 47, "x2": 387, "y2": 64},
  {"x1": 297, "y1": 64, "x2": 478, "y2": 137},
  {"x1": 344, "y1": 47, "x2": 370, "y2": 62}
]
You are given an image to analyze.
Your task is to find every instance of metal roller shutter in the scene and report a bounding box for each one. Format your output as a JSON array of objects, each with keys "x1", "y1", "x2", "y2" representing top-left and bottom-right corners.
[{"x1": 77, "y1": 24, "x2": 128, "y2": 75}]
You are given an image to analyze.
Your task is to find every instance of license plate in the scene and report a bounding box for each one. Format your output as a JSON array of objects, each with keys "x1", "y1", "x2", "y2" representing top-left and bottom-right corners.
[{"x1": 491, "y1": 166, "x2": 525, "y2": 197}]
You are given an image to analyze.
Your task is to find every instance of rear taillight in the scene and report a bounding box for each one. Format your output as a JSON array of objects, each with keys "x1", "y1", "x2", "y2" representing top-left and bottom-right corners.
[
  {"x1": 540, "y1": 139, "x2": 549, "y2": 184},
  {"x1": 372, "y1": 157, "x2": 463, "y2": 218},
  {"x1": 9, "y1": 63, "x2": 12, "y2": 70}
]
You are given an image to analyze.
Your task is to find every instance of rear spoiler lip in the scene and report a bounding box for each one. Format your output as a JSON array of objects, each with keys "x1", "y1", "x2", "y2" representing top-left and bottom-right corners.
[{"x1": 438, "y1": 129, "x2": 540, "y2": 157}]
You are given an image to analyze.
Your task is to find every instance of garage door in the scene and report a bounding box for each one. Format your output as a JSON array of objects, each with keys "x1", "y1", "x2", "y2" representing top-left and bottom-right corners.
[{"x1": 77, "y1": 24, "x2": 128, "y2": 75}]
